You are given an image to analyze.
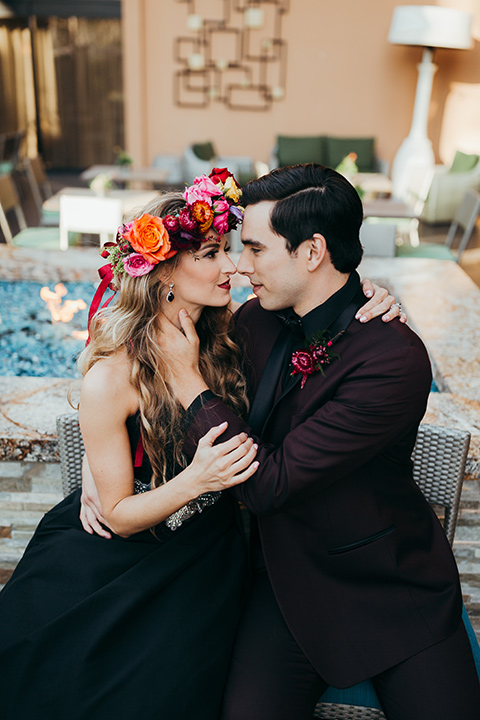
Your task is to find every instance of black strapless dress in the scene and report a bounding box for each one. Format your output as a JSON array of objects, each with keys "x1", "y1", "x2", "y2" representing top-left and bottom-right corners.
[{"x1": 0, "y1": 413, "x2": 249, "y2": 720}]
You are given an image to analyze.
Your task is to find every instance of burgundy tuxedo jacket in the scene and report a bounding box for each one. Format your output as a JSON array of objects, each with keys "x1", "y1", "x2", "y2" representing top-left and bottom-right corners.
[{"x1": 183, "y1": 273, "x2": 462, "y2": 687}]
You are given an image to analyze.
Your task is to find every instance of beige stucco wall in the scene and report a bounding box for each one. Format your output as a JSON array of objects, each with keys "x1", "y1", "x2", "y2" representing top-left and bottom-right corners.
[{"x1": 121, "y1": 0, "x2": 480, "y2": 169}]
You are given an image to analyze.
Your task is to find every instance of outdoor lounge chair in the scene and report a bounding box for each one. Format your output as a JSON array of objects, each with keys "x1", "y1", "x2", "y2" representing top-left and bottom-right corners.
[
  {"x1": 0, "y1": 172, "x2": 61, "y2": 248},
  {"x1": 397, "y1": 189, "x2": 480, "y2": 263},
  {"x1": 23, "y1": 155, "x2": 59, "y2": 226}
]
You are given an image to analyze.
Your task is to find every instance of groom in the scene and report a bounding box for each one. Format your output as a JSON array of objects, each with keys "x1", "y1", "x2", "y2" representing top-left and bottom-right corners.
[{"x1": 167, "y1": 164, "x2": 480, "y2": 719}]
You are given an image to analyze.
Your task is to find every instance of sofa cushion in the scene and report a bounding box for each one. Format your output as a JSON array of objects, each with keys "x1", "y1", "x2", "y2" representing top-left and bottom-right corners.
[
  {"x1": 448, "y1": 150, "x2": 479, "y2": 173},
  {"x1": 325, "y1": 136, "x2": 375, "y2": 172},
  {"x1": 192, "y1": 142, "x2": 216, "y2": 161},
  {"x1": 276, "y1": 135, "x2": 326, "y2": 167}
]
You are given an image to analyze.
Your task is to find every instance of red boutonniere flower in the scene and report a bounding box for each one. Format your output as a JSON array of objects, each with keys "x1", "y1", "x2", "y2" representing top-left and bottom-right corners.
[{"x1": 291, "y1": 331, "x2": 343, "y2": 389}]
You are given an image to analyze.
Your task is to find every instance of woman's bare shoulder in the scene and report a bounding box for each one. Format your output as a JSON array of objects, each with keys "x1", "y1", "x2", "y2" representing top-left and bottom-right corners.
[{"x1": 81, "y1": 349, "x2": 138, "y2": 414}]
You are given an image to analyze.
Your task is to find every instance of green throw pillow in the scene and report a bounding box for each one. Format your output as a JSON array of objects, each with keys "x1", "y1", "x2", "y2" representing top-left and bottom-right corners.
[
  {"x1": 192, "y1": 142, "x2": 216, "y2": 161},
  {"x1": 325, "y1": 137, "x2": 375, "y2": 172},
  {"x1": 448, "y1": 150, "x2": 479, "y2": 173},
  {"x1": 276, "y1": 135, "x2": 326, "y2": 167}
]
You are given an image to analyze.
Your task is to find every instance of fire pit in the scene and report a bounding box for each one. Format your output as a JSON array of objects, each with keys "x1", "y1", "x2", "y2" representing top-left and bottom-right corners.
[
  {"x1": 0, "y1": 280, "x2": 99, "y2": 377},
  {"x1": 0, "y1": 281, "x2": 250, "y2": 377}
]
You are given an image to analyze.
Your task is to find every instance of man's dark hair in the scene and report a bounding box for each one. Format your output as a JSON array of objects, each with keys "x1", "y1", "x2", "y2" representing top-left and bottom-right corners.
[{"x1": 242, "y1": 164, "x2": 364, "y2": 273}]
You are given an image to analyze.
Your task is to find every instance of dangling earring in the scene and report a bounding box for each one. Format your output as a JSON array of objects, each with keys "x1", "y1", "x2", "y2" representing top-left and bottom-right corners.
[{"x1": 166, "y1": 283, "x2": 175, "y2": 303}]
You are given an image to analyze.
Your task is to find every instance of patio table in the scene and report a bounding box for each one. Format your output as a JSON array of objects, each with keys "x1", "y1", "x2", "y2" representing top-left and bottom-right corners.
[
  {"x1": 43, "y1": 187, "x2": 159, "y2": 215},
  {"x1": 363, "y1": 198, "x2": 416, "y2": 219},
  {"x1": 354, "y1": 172, "x2": 392, "y2": 198},
  {"x1": 362, "y1": 198, "x2": 419, "y2": 252},
  {"x1": 79, "y1": 165, "x2": 168, "y2": 186}
]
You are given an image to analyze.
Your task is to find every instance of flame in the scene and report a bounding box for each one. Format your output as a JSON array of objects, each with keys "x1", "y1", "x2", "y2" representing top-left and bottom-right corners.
[
  {"x1": 40, "y1": 283, "x2": 87, "y2": 324},
  {"x1": 71, "y1": 330, "x2": 89, "y2": 341}
]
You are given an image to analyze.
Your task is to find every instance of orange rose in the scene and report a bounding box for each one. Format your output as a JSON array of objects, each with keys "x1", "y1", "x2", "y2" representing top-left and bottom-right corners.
[{"x1": 125, "y1": 214, "x2": 176, "y2": 263}]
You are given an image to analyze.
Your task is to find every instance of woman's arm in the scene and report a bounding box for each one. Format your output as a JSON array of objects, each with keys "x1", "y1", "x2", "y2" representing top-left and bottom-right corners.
[
  {"x1": 230, "y1": 280, "x2": 406, "y2": 323},
  {"x1": 80, "y1": 454, "x2": 112, "y2": 538},
  {"x1": 79, "y1": 359, "x2": 257, "y2": 538}
]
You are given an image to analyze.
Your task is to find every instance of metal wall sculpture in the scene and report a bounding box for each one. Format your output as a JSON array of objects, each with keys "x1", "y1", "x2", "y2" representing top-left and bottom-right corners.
[{"x1": 174, "y1": 0, "x2": 289, "y2": 111}]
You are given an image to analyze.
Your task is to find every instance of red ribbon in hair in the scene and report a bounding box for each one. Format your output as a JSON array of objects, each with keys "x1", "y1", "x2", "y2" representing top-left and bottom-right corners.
[
  {"x1": 86, "y1": 262, "x2": 117, "y2": 346},
  {"x1": 134, "y1": 433, "x2": 144, "y2": 468},
  {"x1": 86, "y1": 255, "x2": 145, "y2": 466}
]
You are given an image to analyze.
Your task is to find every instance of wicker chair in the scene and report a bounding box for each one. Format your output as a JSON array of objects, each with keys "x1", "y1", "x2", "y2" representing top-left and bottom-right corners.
[
  {"x1": 313, "y1": 704, "x2": 385, "y2": 719},
  {"x1": 55, "y1": 416, "x2": 470, "y2": 537},
  {"x1": 55, "y1": 415, "x2": 471, "y2": 720},
  {"x1": 314, "y1": 423, "x2": 471, "y2": 719},
  {"x1": 411, "y1": 423, "x2": 470, "y2": 546},
  {"x1": 56, "y1": 412, "x2": 85, "y2": 497}
]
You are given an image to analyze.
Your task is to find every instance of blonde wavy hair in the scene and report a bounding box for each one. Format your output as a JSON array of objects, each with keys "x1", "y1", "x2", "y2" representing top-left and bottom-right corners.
[{"x1": 77, "y1": 192, "x2": 249, "y2": 487}]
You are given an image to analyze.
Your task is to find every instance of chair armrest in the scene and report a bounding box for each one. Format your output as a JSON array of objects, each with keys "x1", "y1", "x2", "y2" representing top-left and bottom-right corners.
[
  {"x1": 373, "y1": 156, "x2": 390, "y2": 176},
  {"x1": 422, "y1": 166, "x2": 480, "y2": 223}
]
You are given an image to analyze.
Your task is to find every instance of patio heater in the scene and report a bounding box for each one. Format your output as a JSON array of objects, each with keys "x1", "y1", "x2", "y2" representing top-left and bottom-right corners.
[{"x1": 388, "y1": 5, "x2": 473, "y2": 200}]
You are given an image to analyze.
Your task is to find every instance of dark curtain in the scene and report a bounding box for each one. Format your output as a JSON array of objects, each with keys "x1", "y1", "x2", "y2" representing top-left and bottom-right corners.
[
  {"x1": 0, "y1": 20, "x2": 36, "y2": 151},
  {"x1": 0, "y1": 16, "x2": 124, "y2": 168}
]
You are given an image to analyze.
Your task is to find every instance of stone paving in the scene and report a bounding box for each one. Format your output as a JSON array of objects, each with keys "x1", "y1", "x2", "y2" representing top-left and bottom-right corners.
[
  {"x1": 454, "y1": 475, "x2": 480, "y2": 641},
  {"x1": 0, "y1": 460, "x2": 63, "y2": 586}
]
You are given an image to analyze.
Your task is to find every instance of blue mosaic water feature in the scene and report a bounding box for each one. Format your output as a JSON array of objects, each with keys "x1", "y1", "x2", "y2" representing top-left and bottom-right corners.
[
  {"x1": 0, "y1": 281, "x2": 441, "y2": 390},
  {"x1": 0, "y1": 281, "x2": 251, "y2": 378}
]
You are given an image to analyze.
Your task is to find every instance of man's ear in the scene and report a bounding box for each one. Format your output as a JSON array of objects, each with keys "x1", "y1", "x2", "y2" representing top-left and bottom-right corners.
[{"x1": 306, "y1": 233, "x2": 327, "y2": 271}]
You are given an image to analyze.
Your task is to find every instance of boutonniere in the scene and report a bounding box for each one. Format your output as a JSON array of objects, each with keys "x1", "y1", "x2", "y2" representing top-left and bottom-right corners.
[{"x1": 291, "y1": 331, "x2": 343, "y2": 389}]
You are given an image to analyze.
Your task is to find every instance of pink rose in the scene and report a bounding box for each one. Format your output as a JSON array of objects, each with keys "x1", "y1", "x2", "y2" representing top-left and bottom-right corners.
[
  {"x1": 183, "y1": 185, "x2": 210, "y2": 205},
  {"x1": 183, "y1": 175, "x2": 220, "y2": 204},
  {"x1": 193, "y1": 174, "x2": 221, "y2": 195},
  {"x1": 213, "y1": 198, "x2": 229, "y2": 214},
  {"x1": 123, "y1": 252, "x2": 155, "y2": 277},
  {"x1": 117, "y1": 221, "x2": 134, "y2": 242},
  {"x1": 213, "y1": 212, "x2": 229, "y2": 235}
]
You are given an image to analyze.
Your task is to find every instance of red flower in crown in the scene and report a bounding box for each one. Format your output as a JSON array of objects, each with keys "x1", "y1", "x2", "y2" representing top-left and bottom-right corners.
[
  {"x1": 178, "y1": 207, "x2": 198, "y2": 232},
  {"x1": 163, "y1": 214, "x2": 180, "y2": 234},
  {"x1": 291, "y1": 331, "x2": 342, "y2": 389},
  {"x1": 209, "y1": 167, "x2": 238, "y2": 185}
]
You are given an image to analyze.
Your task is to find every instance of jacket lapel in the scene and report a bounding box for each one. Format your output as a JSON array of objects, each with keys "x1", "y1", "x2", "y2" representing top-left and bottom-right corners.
[
  {"x1": 259, "y1": 290, "x2": 364, "y2": 436},
  {"x1": 248, "y1": 325, "x2": 291, "y2": 435}
]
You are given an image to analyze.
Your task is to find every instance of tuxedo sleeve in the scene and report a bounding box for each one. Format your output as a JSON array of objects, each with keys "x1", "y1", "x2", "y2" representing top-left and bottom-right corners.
[{"x1": 183, "y1": 344, "x2": 432, "y2": 516}]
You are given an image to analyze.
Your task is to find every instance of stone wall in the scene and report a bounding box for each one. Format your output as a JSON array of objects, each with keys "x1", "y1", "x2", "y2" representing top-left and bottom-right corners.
[{"x1": 0, "y1": 460, "x2": 63, "y2": 586}]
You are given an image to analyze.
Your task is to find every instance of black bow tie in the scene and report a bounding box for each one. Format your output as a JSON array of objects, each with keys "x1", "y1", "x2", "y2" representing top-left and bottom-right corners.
[{"x1": 274, "y1": 310, "x2": 304, "y2": 338}]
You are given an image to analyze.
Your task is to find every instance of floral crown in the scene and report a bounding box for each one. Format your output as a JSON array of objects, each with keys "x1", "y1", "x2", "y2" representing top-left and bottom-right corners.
[{"x1": 102, "y1": 167, "x2": 243, "y2": 279}]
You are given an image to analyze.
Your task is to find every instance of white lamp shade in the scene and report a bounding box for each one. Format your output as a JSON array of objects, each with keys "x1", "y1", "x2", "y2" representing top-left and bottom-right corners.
[{"x1": 388, "y1": 5, "x2": 473, "y2": 50}]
